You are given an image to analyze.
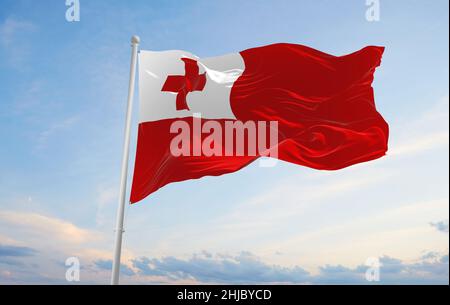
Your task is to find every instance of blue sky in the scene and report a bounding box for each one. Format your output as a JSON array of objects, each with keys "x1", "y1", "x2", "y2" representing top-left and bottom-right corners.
[{"x1": 0, "y1": 0, "x2": 448, "y2": 284}]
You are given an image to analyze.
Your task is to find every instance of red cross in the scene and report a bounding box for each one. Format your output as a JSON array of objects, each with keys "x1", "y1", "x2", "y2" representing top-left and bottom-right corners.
[{"x1": 161, "y1": 58, "x2": 207, "y2": 111}]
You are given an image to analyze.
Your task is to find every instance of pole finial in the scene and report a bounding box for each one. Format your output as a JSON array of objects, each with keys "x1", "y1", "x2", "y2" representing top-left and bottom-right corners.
[{"x1": 131, "y1": 35, "x2": 140, "y2": 45}]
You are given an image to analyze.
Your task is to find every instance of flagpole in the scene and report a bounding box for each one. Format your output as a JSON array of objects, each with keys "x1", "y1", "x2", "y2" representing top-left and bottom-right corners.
[{"x1": 111, "y1": 35, "x2": 140, "y2": 285}]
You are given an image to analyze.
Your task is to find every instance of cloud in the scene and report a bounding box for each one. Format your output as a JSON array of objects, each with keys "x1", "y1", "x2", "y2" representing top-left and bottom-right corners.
[
  {"x1": 0, "y1": 211, "x2": 117, "y2": 284},
  {"x1": 0, "y1": 244, "x2": 38, "y2": 257},
  {"x1": 130, "y1": 251, "x2": 449, "y2": 284},
  {"x1": 0, "y1": 17, "x2": 37, "y2": 68},
  {"x1": 35, "y1": 116, "x2": 79, "y2": 150},
  {"x1": 95, "y1": 184, "x2": 118, "y2": 226},
  {"x1": 430, "y1": 220, "x2": 449, "y2": 233},
  {"x1": 132, "y1": 251, "x2": 310, "y2": 284},
  {"x1": 94, "y1": 259, "x2": 135, "y2": 276},
  {"x1": 0, "y1": 211, "x2": 101, "y2": 244},
  {"x1": 314, "y1": 253, "x2": 449, "y2": 284},
  {"x1": 391, "y1": 132, "x2": 449, "y2": 156},
  {"x1": 390, "y1": 95, "x2": 449, "y2": 157},
  {"x1": 0, "y1": 244, "x2": 38, "y2": 272},
  {"x1": 0, "y1": 18, "x2": 36, "y2": 47},
  {"x1": 212, "y1": 168, "x2": 391, "y2": 236},
  {"x1": 0, "y1": 267, "x2": 64, "y2": 285}
]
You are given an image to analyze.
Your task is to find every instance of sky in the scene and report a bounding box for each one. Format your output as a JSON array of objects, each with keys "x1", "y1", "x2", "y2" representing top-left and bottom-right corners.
[{"x1": 0, "y1": 0, "x2": 448, "y2": 284}]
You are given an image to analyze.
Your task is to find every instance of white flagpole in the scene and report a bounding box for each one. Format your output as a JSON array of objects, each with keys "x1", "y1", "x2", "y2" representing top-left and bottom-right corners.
[{"x1": 111, "y1": 35, "x2": 140, "y2": 285}]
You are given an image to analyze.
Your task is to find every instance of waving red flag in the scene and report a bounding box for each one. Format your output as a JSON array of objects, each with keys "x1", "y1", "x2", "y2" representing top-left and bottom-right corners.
[{"x1": 130, "y1": 43, "x2": 389, "y2": 204}]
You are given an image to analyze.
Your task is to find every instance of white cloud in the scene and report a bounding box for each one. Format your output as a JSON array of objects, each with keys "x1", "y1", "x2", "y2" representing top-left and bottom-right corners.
[
  {"x1": 7, "y1": 79, "x2": 46, "y2": 116},
  {"x1": 35, "y1": 116, "x2": 79, "y2": 150},
  {"x1": 256, "y1": 198, "x2": 449, "y2": 266},
  {"x1": 95, "y1": 184, "x2": 118, "y2": 226},
  {"x1": 390, "y1": 131, "x2": 448, "y2": 156},
  {"x1": 430, "y1": 220, "x2": 449, "y2": 233},
  {"x1": 0, "y1": 210, "x2": 100, "y2": 244},
  {"x1": 0, "y1": 18, "x2": 36, "y2": 47},
  {"x1": 390, "y1": 95, "x2": 449, "y2": 157},
  {"x1": 0, "y1": 209, "x2": 139, "y2": 284},
  {"x1": 203, "y1": 167, "x2": 391, "y2": 241},
  {"x1": 0, "y1": 210, "x2": 114, "y2": 284},
  {"x1": 128, "y1": 250, "x2": 448, "y2": 285},
  {"x1": 0, "y1": 17, "x2": 37, "y2": 68}
]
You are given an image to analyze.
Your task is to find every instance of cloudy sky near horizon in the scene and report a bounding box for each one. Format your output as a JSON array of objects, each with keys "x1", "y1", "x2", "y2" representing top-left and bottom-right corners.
[{"x1": 0, "y1": 0, "x2": 448, "y2": 284}]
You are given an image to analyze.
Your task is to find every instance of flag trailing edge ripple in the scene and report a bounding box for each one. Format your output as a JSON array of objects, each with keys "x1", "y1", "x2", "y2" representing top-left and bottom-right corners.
[{"x1": 130, "y1": 43, "x2": 389, "y2": 204}]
